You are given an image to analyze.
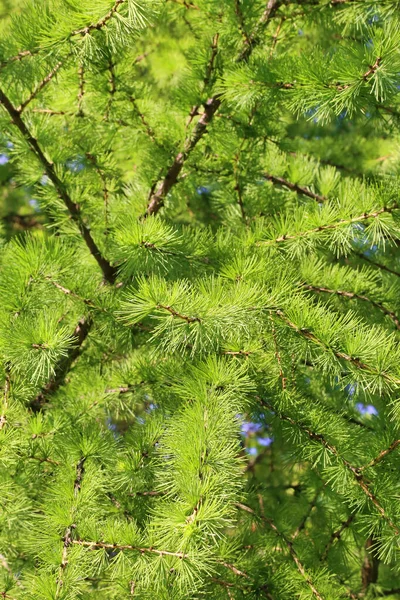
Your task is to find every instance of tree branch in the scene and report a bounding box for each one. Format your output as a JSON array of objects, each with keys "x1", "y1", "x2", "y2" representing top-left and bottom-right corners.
[
  {"x1": 359, "y1": 439, "x2": 400, "y2": 472},
  {"x1": 56, "y1": 457, "x2": 86, "y2": 598},
  {"x1": 303, "y1": 284, "x2": 400, "y2": 330},
  {"x1": 257, "y1": 205, "x2": 399, "y2": 247},
  {"x1": 30, "y1": 317, "x2": 92, "y2": 412},
  {"x1": 236, "y1": 502, "x2": 325, "y2": 600},
  {"x1": 0, "y1": 88, "x2": 117, "y2": 283},
  {"x1": 71, "y1": 0, "x2": 127, "y2": 36},
  {"x1": 274, "y1": 309, "x2": 400, "y2": 386},
  {"x1": 320, "y1": 514, "x2": 355, "y2": 561},
  {"x1": 17, "y1": 59, "x2": 64, "y2": 113},
  {"x1": 259, "y1": 398, "x2": 400, "y2": 535},
  {"x1": 264, "y1": 173, "x2": 327, "y2": 203}
]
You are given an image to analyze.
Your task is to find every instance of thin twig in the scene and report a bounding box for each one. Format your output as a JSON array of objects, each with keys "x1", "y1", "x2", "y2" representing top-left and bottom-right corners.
[
  {"x1": 17, "y1": 60, "x2": 64, "y2": 113},
  {"x1": 264, "y1": 173, "x2": 327, "y2": 203},
  {"x1": 303, "y1": 284, "x2": 400, "y2": 330},
  {"x1": 236, "y1": 502, "x2": 325, "y2": 600}
]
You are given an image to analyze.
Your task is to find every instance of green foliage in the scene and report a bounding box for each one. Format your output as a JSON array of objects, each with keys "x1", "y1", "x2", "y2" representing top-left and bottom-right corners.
[{"x1": 1, "y1": 0, "x2": 400, "y2": 599}]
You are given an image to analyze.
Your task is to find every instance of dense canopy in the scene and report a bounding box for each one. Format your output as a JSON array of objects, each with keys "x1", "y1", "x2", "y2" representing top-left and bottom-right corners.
[{"x1": 1, "y1": 0, "x2": 400, "y2": 598}]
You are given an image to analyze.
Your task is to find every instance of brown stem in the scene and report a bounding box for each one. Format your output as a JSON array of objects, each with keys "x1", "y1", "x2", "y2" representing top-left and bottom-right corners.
[
  {"x1": 187, "y1": 33, "x2": 220, "y2": 129},
  {"x1": 236, "y1": 502, "x2": 325, "y2": 600},
  {"x1": 0, "y1": 88, "x2": 116, "y2": 283},
  {"x1": 147, "y1": 2, "x2": 279, "y2": 216},
  {"x1": 291, "y1": 487, "x2": 323, "y2": 540},
  {"x1": 353, "y1": 252, "x2": 400, "y2": 279},
  {"x1": 72, "y1": 539, "x2": 188, "y2": 558},
  {"x1": 257, "y1": 206, "x2": 398, "y2": 247},
  {"x1": 259, "y1": 398, "x2": 400, "y2": 535},
  {"x1": 274, "y1": 309, "x2": 400, "y2": 386},
  {"x1": 320, "y1": 514, "x2": 355, "y2": 561},
  {"x1": 71, "y1": 0, "x2": 127, "y2": 36},
  {"x1": 303, "y1": 284, "x2": 400, "y2": 330},
  {"x1": 0, "y1": 49, "x2": 38, "y2": 69},
  {"x1": 361, "y1": 537, "x2": 379, "y2": 595},
  {"x1": 359, "y1": 439, "x2": 400, "y2": 471},
  {"x1": 56, "y1": 457, "x2": 86, "y2": 597},
  {"x1": 17, "y1": 60, "x2": 64, "y2": 113},
  {"x1": 0, "y1": 370, "x2": 10, "y2": 431},
  {"x1": 30, "y1": 317, "x2": 92, "y2": 412},
  {"x1": 147, "y1": 95, "x2": 221, "y2": 216},
  {"x1": 157, "y1": 304, "x2": 201, "y2": 323},
  {"x1": 77, "y1": 64, "x2": 85, "y2": 116},
  {"x1": 264, "y1": 173, "x2": 327, "y2": 203},
  {"x1": 239, "y1": 0, "x2": 280, "y2": 62}
]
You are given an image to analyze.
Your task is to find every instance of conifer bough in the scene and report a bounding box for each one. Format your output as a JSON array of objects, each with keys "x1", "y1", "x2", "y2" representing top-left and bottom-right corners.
[{"x1": 1, "y1": 0, "x2": 400, "y2": 599}]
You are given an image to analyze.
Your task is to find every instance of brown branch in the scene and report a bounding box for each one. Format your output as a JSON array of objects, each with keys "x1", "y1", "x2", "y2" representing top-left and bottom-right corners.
[
  {"x1": 45, "y1": 277, "x2": 98, "y2": 308},
  {"x1": 56, "y1": 457, "x2": 86, "y2": 597},
  {"x1": 259, "y1": 398, "x2": 400, "y2": 535},
  {"x1": 238, "y1": 0, "x2": 280, "y2": 61},
  {"x1": 157, "y1": 304, "x2": 201, "y2": 323},
  {"x1": 359, "y1": 439, "x2": 400, "y2": 471},
  {"x1": 147, "y1": 3, "x2": 279, "y2": 216},
  {"x1": 269, "y1": 16, "x2": 285, "y2": 57},
  {"x1": 147, "y1": 95, "x2": 221, "y2": 216},
  {"x1": 17, "y1": 60, "x2": 64, "y2": 113},
  {"x1": 30, "y1": 318, "x2": 92, "y2": 412},
  {"x1": 320, "y1": 514, "x2": 355, "y2": 561},
  {"x1": 129, "y1": 96, "x2": 157, "y2": 142},
  {"x1": 291, "y1": 487, "x2": 323, "y2": 540},
  {"x1": 264, "y1": 173, "x2": 327, "y2": 203},
  {"x1": 71, "y1": 0, "x2": 127, "y2": 36},
  {"x1": 362, "y1": 57, "x2": 382, "y2": 81},
  {"x1": 353, "y1": 252, "x2": 400, "y2": 279},
  {"x1": 361, "y1": 537, "x2": 379, "y2": 595},
  {"x1": 303, "y1": 284, "x2": 400, "y2": 330},
  {"x1": 274, "y1": 309, "x2": 400, "y2": 386},
  {"x1": 77, "y1": 64, "x2": 85, "y2": 117},
  {"x1": 187, "y1": 33, "x2": 220, "y2": 129},
  {"x1": 236, "y1": 502, "x2": 325, "y2": 600},
  {"x1": 256, "y1": 205, "x2": 398, "y2": 247},
  {"x1": 234, "y1": 0, "x2": 251, "y2": 47},
  {"x1": 0, "y1": 89, "x2": 117, "y2": 283},
  {"x1": 0, "y1": 49, "x2": 38, "y2": 70},
  {"x1": 72, "y1": 539, "x2": 188, "y2": 558},
  {"x1": 27, "y1": 454, "x2": 60, "y2": 466},
  {"x1": 0, "y1": 370, "x2": 10, "y2": 431}
]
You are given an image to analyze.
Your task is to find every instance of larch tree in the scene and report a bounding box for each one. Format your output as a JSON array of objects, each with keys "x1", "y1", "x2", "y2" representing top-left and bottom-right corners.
[{"x1": 1, "y1": 0, "x2": 400, "y2": 598}]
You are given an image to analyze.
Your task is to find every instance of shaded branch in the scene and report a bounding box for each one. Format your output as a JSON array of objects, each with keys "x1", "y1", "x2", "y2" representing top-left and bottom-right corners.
[
  {"x1": 236, "y1": 502, "x2": 325, "y2": 600},
  {"x1": 30, "y1": 317, "x2": 92, "y2": 412},
  {"x1": 0, "y1": 88, "x2": 117, "y2": 283},
  {"x1": 259, "y1": 398, "x2": 400, "y2": 535},
  {"x1": 353, "y1": 252, "x2": 400, "y2": 279},
  {"x1": 320, "y1": 514, "x2": 355, "y2": 561}
]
